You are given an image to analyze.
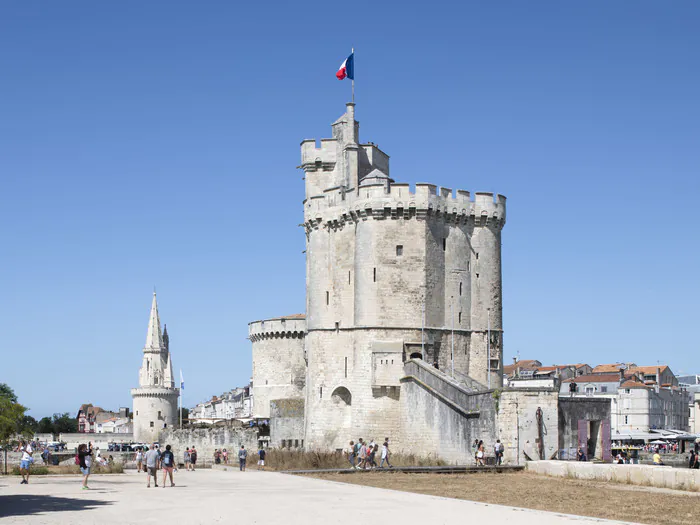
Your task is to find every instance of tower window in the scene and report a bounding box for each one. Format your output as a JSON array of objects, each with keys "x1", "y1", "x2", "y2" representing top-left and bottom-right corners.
[
  {"x1": 459, "y1": 282, "x2": 462, "y2": 296},
  {"x1": 320, "y1": 387, "x2": 323, "y2": 399},
  {"x1": 396, "y1": 245, "x2": 403, "y2": 256},
  {"x1": 476, "y1": 273, "x2": 479, "y2": 279},
  {"x1": 373, "y1": 268, "x2": 376, "y2": 282},
  {"x1": 348, "y1": 270, "x2": 351, "y2": 284},
  {"x1": 158, "y1": 411, "x2": 161, "y2": 419},
  {"x1": 476, "y1": 252, "x2": 479, "y2": 260},
  {"x1": 443, "y1": 238, "x2": 446, "y2": 251},
  {"x1": 150, "y1": 421, "x2": 154, "y2": 428},
  {"x1": 345, "y1": 357, "x2": 348, "y2": 378},
  {"x1": 335, "y1": 322, "x2": 339, "y2": 333},
  {"x1": 467, "y1": 261, "x2": 470, "y2": 272},
  {"x1": 326, "y1": 291, "x2": 329, "y2": 305},
  {"x1": 458, "y1": 312, "x2": 462, "y2": 323}
]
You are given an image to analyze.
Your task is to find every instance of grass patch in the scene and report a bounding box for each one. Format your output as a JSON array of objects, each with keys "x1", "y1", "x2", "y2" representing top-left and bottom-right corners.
[
  {"x1": 305, "y1": 471, "x2": 700, "y2": 525},
  {"x1": 236, "y1": 449, "x2": 446, "y2": 471}
]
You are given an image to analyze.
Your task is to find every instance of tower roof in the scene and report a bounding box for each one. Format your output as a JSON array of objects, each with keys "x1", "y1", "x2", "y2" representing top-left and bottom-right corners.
[{"x1": 145, "y1": 292, "x2": 164, "y2": 350}]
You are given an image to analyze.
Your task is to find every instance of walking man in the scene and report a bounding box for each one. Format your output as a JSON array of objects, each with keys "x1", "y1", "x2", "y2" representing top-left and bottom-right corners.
[
  {"x1": 184, "y1": 447, "x2": 191, "y2": 471},
  {"x1": 494, "y1": 439, "x2": 504, "y2": 465},
  {"x1": 19, "y1": 440, "x2": 33, "y2": 484},
  {"x1": 257, "y1": 446, "x2": 266, "y2": 470},
  {"x1": 144, "y1": 444, "x2": 160, "y2": 487},
  {"x1": 239, "y1": 445, "x2": 247, "y2": 471},
  {"x1": 348, "y1": 441, "x2": 356, "y2": 468},
  {"x1": 160, "y1": 445, "x2": 176, "y2": 487},
  {"x1": 190, "y1": 446, "x2": 197, "y2": 471},
  {"x1": 380, "y1": 438, "x2": 393, "y2": 468}
]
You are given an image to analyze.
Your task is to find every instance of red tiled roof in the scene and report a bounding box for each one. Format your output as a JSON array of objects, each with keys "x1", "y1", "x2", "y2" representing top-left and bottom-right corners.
[
  {"x1": 563, "y1": 374, "x2": 621, "y2": 383},
  {"x1": 630, "y1": 365, "x2": 669, "y2": 375},
  {"x1": 592, "y1": 364, "x2": 627, "y2": 374}
]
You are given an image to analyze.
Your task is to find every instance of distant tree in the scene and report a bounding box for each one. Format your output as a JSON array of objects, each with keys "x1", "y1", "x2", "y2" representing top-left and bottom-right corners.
[
  {"x1": 37, "y1": 417, "x2": 54, "y2": 434},
  {"x1": 181, "y1": 407, "x2": 190, "y2": 424},
  {"x1": 0, "y1": 383, "x2": 18, "y2": 404},
  {"x1": 18, "y1": 415, "x2": 38, "y2": 437},
  {"x1": 0, "y1": 384, "x2": 27, "y2": 445},
  {"x1": 51, "y1": 412, "x2": 78, "y2": 434}
]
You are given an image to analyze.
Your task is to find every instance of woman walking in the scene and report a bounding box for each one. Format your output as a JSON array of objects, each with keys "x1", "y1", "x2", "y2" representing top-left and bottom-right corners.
[
  {"x1": 78, "y1": 442, "x2": 93, "y2": 490},
  {"x1": 476, "y1": 440, "x2": 485, "y2": 466}
]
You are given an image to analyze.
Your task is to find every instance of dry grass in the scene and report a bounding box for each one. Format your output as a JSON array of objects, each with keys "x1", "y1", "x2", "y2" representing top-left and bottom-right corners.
[
  {"x1": 305, "y1": 471, "x2": 699, "y2": 525},
  {"x1": 242, "y1": 449, "x2": 446, "y2": 471}
]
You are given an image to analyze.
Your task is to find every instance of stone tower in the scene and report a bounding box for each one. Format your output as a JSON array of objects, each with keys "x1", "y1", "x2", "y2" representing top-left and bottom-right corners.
[
  {"x1": 300, "y1": 103, "x2": 506, "y2": 450},
  {"x1": 131, "y1": 292, "x2": 179, "y2": 443}
]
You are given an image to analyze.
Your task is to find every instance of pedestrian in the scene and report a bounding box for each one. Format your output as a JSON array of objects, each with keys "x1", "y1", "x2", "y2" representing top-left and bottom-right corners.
[
  {"x1": 41, "y1": 447, "x2": 50, "y2": 465},
  {"x1": 78, "y1": 442, "x2": 93, "y2": 490},
  {"x1": 135, "y1": 448, "x2": 144, "y2": 473},
  {"x1": 18, "y1": 440, "x2": 33, "y2": 485},
  {"x1": 380, "y1": 438, "x2": 393, "y2": 468},
  {"x1": 190, "y1": 446, "x2": 197, "y2": 471},
  {"x1": 238, "y1": 445, "x2": 247, "y2": 471},
  {"x1": 472, "y1": 439, "x2": 479, "y2": 463},
  {"x1": 653, "y1": 450, "x2": 663, "y2": 465},
  {"x1": 160, "y1": 445, "x2": 176, "y2": 488},
  {"x1": 354, "y1": 439, "x2": 363, "y2": 469},
  {"x1": 494, "y1": 439, "x2": 504, "y2": 465},
  {"x1": 348, "y1": 441, "x2": 356, "y2": 468},
  {"x1": 184, "y1": 447, "x2": 191, "y2": 471},
  {"x1": 222, "y1": 448, "x2": 229, "y2": 465},
  {"x1": 257, "y1": 447, "x2": 266, "y2": 470},
  {"x1": 689, "y1": 450, "x2": 696, "y2": 469},
  {"x1": 145, "y1": 444, "x2": 160, "y2": 487},
  {"x1": 368, "y1": 444, "x2": 378, "y2": 469},
  {"x1": 357, "y1": 439, "x2": 368, "y2": 470},
  {"x1": 214, "y1": 449, "x2": 221, "y2": 464},
  {"x1": 476, "y1": 440, "x2": 485, "y2": 466}
]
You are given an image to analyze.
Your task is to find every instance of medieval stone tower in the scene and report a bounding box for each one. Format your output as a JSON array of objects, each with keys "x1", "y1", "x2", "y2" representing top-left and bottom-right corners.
[
  {"x1": 300, "y1": 103, "x2": 506, "y2": 450},
  {"x1": 131, "y1": 292, "x2": 179, "y2": 442}
]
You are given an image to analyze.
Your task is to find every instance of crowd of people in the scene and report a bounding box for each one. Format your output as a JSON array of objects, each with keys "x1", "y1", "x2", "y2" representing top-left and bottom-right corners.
[{"x1": 347, "y1": 438, "x2": 393, "y2": 469}]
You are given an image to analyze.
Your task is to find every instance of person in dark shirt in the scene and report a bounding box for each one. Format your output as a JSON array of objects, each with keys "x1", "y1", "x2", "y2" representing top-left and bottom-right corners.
[
  {"x1": 78, "y1": 443, "x2": 93, "y2": 490},
  {"x1": 160, "y1": 445, "x2": 176, "y2": 487}
]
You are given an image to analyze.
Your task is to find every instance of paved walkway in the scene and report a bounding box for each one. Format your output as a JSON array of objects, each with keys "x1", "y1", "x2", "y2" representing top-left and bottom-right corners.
[{"x1": 0, "y1": 469, "x2": 637, "y2": 524}]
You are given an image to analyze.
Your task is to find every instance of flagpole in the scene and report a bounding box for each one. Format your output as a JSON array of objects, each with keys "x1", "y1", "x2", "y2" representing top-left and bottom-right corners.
[
  {"x1": 179, "y1": 369, "x2": 183, "y2": 429},
  {"x1": 351, "y1": 47, "x2": 355, "y2": 103}
]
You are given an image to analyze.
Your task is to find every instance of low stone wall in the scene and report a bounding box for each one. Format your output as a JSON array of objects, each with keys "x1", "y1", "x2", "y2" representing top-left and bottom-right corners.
[
  {"x1": 58, "y1": 433, "x2": 134, "y2": 450},
  {"x1": 526, "y1": 460, "x2": 700, "y2": 491},
  {"x1": 160, "y1": 424, "x2": 260, "y2": 466}
]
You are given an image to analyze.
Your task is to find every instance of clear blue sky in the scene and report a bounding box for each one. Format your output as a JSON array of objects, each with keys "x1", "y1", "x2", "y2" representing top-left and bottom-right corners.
[{"x1": 1, "y1": 1, "x2": 698, "y2": 417}]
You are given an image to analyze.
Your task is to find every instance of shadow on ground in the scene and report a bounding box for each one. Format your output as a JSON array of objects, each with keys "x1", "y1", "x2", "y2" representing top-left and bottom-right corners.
[{"x1": 0, "y1": 495, "x2": 111, "y2": 517}]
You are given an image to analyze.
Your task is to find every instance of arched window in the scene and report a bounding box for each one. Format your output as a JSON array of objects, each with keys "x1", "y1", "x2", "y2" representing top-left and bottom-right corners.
[
  {"x1": 410, "y1": 352, "x2": 423, "y2": 360},
  {"x1": 331, "y1": 386, "x2": 352, "y2": 406}
]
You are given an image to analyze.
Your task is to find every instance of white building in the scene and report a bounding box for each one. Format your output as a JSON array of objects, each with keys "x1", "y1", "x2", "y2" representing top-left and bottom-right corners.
[
  {"x1": 189, "y1": 385, "x2": 253, "y2": 424},
  {"x1": 560, "y1": 367, "x2": 690, "y2": 436},
  {"x1": 131, "y1": 293, "x2": 179, "y2": 442}
]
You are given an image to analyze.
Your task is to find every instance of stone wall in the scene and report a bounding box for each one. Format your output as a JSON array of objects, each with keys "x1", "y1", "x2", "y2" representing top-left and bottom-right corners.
[
  {"x1": 58, "y1": 433, "x2": 135, "y2": 450},
  {"x1": 497, "y1": 388, "x2": 560, "y2": 465},
  {"x1": 269, "y1": 398, "x2": 305, "y2": 448},
  {"x1": 527, "y1": 460, "x2": 700, "y2": 491},
  {"x1": 249, "y1": 316, "x2": 306, "y2": 418},
  {"x1": 160, "y1": 424, "x2": 259, "y2": 465},
  {"x1": 399, "y1": 359, "x2": 498, "y2": 464},
  {"x1": 558, "y1": 398, "x2": 611, "y2": 459}
]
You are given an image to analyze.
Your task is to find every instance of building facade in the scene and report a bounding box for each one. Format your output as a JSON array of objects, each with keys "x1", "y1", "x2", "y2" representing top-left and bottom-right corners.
[{"x1": 131, "y1": 293, "x2": 179, "y2": 443}]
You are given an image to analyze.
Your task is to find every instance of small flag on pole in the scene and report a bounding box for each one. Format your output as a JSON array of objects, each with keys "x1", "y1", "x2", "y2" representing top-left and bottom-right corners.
[
  {"x1": 180, "y1": 370, "x2": 184, "y2": 390},
  {"x1": 336, "y1": 52, "x2": 354, "y2": 81}
]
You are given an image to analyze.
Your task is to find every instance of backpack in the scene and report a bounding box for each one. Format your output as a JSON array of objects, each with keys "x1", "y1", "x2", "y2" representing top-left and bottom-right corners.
[
  {"x1": 162, "y1": 451, "x2": 173, "y2": 467},
  {"x1": 74, "y1": 454, "x2": 80, "y2": 465}
]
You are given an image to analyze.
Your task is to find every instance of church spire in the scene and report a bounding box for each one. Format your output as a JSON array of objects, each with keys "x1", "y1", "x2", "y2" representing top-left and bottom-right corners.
[
  {"x1": 145, "y1": 292, "x2": 164, "y2": 350},
  {"x1": 163, "y1": 324, "x2": 170, "y2": 354}
]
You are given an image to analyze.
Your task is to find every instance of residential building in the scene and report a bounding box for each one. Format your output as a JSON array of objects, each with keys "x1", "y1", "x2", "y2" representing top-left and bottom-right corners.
[
  {"x1": 77, "y1": 404, "x2": 104, "y2": 433},
  {"x1": 503, "y1": 359, "x2": 542, "y2": 379},
  {"x1": 189, "y1": 384, "x2": 254, "y2": 424}
]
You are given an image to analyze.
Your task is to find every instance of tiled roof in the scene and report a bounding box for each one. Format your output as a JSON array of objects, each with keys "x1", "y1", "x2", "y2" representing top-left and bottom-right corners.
[
  {"x1": 592, "y1": 364, "x2": 627, "y2": 373},
  {"x1": 630, "y1": 365, "x2": 669, "y2": 375},
  {"x1": 562, "y1": 374, "x2": 621, "y2": 384}
]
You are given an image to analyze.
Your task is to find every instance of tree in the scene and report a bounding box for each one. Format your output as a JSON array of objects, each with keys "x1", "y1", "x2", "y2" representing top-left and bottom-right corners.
[
  {"x1": 37, "y1": 417, "x2": 54, "y2": 434},
  {"x1": 17, "y1": 415, "x2": 38, "y2": 437},
  {"x1": 51, "y1": 413, "x2": 77, "y2": 434},
  {"x1": 0, "y1": 383, "x2": 18, "y2": 404},
  {"x1": 0, "y1": 384, "x2": 27, "y2": 444}
]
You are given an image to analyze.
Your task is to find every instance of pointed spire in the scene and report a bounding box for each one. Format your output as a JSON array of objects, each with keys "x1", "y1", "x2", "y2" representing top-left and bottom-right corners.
[
  {"x1": 162, "y1": 324, "x2": 170, "y2": 354},
  {"x1": 164, "y1": 351, "x2": 174, "y2": 388},
  {"x1": 145, "y1": 292, "x2": 164, "y2": 350}
]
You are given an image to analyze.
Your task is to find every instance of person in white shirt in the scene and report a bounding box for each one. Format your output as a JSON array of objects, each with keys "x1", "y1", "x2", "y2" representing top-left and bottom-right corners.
[{"x1": 19, "y1": 440, "x2": 33, "y2": 484}]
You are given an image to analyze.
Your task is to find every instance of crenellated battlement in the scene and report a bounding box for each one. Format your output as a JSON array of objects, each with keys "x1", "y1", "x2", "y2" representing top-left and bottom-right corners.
[
  {"x1": 248, "y1": 316, "x2": 306, "y2": 342},
  {"x1": 303, "y1": 181, "x2": 506, "y2": 231},
  {"x1": 300, "y1": 139, "x2": 338, "y2": 171}
]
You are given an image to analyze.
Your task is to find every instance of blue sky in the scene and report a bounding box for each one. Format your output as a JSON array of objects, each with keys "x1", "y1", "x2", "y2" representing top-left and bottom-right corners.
[{"x1": 1, "y1": 1, "x2": 698, "y2": 417}]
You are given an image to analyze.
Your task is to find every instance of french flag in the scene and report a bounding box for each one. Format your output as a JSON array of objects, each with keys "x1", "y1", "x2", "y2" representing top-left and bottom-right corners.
[{"x1": 336, "y1": 52, "x2": 354, "y2": 81}]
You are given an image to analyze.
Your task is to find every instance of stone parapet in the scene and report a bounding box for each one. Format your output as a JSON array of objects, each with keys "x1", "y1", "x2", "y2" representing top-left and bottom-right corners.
[{"x1": 249, "y1": 317, "x2": 306, "y2": 342}]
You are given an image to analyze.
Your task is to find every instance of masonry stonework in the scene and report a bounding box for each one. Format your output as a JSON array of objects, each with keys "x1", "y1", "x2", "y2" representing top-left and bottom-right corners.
[{"x1": 250, "y1": 103, "x2": 558, "y2": 462}]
